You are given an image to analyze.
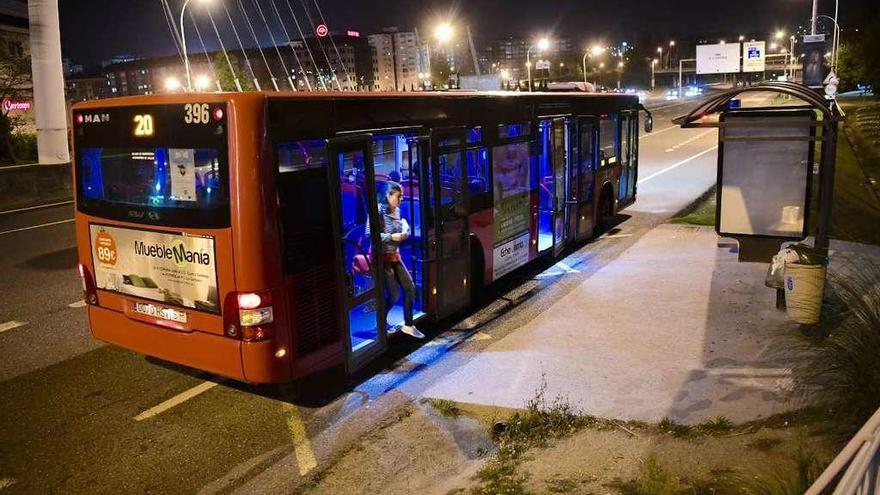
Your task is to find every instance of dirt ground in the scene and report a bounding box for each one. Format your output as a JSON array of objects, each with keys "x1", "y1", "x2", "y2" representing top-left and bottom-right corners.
[{"x1": 289, "y1": 398, "x2": 837, "y2": 495}]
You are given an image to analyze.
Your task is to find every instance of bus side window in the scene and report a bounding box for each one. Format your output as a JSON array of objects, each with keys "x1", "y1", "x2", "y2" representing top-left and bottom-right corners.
[{"x1": 598, "y1": 114, "x2": 618, "y2": 167}]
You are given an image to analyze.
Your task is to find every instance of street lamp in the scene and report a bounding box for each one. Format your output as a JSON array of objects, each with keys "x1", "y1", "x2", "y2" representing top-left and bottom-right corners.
[
  {"x1": 434, "y1": 23, "x2": 454, "y2": 44},
  {"x1": 193, "y1": 74, "x2": 212, "y2": 91},
  {"x1": 738, "y1": 35, "x2": 745, "y2": 41},
  {"x1": 527, "y1": 37, "x2": 550, "y2": 92},
  {"x1": 165, "y1": 77, "x2": 182, "y2": 92},
  {"x1": 651, "y1": 58, "x2": 657, "y2": 90},
  {"x1": 180, "y1": 0, "x2": 212, "y2": 92},
  {"x1": 657, "y1": 46, "x2": 663, "y2": 69}
]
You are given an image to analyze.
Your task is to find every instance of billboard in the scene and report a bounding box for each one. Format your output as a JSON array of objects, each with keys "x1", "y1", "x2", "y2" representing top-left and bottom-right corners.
[
  {"x1": 90, "y1": 224, "x2": 220, "y2": 314},
  {"x1": 801, "y1": 35, "x2": 828, "y2": 88},
  {"x1": 718, "y1": 111, "x2": 813, "y2": 238},
  {"x1": 742, "y1": 41, "x2": 766, "y2": 72},
  {"x1": 696, "y1": 43, "x2": 741, "y2": 74}
]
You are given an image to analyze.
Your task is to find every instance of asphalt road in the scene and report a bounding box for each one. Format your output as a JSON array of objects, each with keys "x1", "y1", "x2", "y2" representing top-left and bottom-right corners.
[{"x1": 0, "y1": 95, "x2": 720, "y2": 494}]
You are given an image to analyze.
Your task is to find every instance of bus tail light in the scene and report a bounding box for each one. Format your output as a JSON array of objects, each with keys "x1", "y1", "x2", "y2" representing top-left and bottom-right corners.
[
  {"x1": 224, "y1": 291, "x2": 275, "y2": 342},
  {"x1": 79, "y1": 263, "x2": 98, "y2": 305}
]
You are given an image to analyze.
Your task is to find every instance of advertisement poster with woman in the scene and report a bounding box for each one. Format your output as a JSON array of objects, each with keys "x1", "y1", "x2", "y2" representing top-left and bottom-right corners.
[{"x1": 492, "y1": 142, "x2": 531, "y2": 278}]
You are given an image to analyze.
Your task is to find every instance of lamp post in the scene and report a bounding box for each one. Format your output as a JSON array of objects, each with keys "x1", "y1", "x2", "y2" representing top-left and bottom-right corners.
[
  {"x1": 651, "y1": 58, "x2": 657, "y2": 90},
  {"x1": 526, "y1": 37, "x2": 549, "y2": 92},
  {"x1": 583, "y1": 45, "x2": 603, "y2": 88},
  {"x1": 179, "y1": 0, "x2": 211, "y2": 91},
  {"x1": 668, "y1": 40, "x2": 675, "y2": 69},
  {"x1": 657, "y1": 46, "x2": 663, "y2": 70}
]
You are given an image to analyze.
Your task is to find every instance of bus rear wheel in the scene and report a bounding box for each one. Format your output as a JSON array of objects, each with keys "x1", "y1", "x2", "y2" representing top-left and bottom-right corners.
[{"x1": 597, "y1": 192, "x2": 615, "y2": 231}]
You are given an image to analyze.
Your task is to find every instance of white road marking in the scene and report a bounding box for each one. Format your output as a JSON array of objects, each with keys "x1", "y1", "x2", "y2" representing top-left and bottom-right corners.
[
  {"x1": 0, "y1": 218, "x2": 74, "y2": 236},
  {"x1": 68, "y1": 300, "x2": 87, "y2": 308},
  {"x1": 0, "y1": 321, "x2": 26, "y2": 334},
  {"x1": 602, "y1": 233, "x2": 633, "y2": 239},
  {"x1": 0, "y1": 200, "x2": 73, "y2": 215},
  {"x1": 663, "y1": 129, "x2": 715, "y2": 152},
  {"x1": 640, "y1": 125, "x2": 678, "y2": 138},
  {"x1": 133, "y1": 381, "x2": 218, "y2": 421},
  {"x1": 638, "y1": 146, "x2": 719, "y2": 184},
  {"x1": 0, "y1": 477, "x2": 15, "y2": 490}
]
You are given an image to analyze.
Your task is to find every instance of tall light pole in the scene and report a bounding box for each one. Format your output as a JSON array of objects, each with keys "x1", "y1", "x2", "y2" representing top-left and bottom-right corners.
[
  {"x1": 657, "y1": 46, "x2": 663, "y2": 71},
  {"x1": 651, "y1": 58, "x2": 657, "y2": 90},
  {"x1": 527, "y1": 37, "x2": 550, "y2": 92},
  {"x1": 180, "y1": 0, "x2": 212, "y2": 91},
  {"x1": 583, "y1": 45, "x2": 603, "y2": 88},
  {"x1": 811, "y1": 0, "x2": 819, "y2": 34},
  {"x1": 668, "y1": 40, "x2": 675, "y2": 69}
]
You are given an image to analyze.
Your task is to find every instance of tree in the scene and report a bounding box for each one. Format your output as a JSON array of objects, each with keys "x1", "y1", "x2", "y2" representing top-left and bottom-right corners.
[
  {"x1": 0, "y1": 40, "x2": 32, "y2": 164},
  {"x1": 837, "y1": 8, "x2": 880, "y2": 93},
  {"x1": 213, "y1": 53, "x2": 254, "y2": 92}
]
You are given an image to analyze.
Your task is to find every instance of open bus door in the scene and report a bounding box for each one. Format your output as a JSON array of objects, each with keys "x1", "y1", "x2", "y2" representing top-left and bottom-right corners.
[
  {"x1": 538, "y1": 117, "x2": 571, "y2": 257},
  {"x1": 574, "y1": 116, "x2": 599, "y2": 241},
  {"x1": 431, "y1": 129, "x2": 471, "y2": 318},
  {"x1": 326, "y1": 135, "x2": 388, "y2": 373}
]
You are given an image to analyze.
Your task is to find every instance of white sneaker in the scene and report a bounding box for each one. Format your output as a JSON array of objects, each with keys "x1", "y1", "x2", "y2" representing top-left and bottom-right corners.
[{"x1": 400, "y1": 325, "x2": 425, "y2": 339}]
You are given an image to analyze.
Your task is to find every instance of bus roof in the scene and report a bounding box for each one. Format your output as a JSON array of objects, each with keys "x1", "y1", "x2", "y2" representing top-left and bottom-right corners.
[{"x1": 71, "y1": 90, "x2": 638, "y2": 111}]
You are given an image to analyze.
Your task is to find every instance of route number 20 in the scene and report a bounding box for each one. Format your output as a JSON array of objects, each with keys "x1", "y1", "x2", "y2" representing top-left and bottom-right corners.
[{"x1": 184, "y1": 103, "x2": 210, "y2": 124}]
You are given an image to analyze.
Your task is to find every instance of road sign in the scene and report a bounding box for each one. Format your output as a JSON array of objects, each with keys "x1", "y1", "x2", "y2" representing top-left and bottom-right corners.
[
  {"x1": 535, "y1": 60, "x2": 551, "y2": 70},
  {"x1": 742, "y1": 41, "x2": 766, "y2": 72},
  {"x1": 696, "y1": 43, "x2": 741, "y2": 74},
  {"x1": 803, "y1": 33, "x2": 826, "y2": 43},
  {"x1": 316, "y1": 24, "x2": 328, "y2": 37}
]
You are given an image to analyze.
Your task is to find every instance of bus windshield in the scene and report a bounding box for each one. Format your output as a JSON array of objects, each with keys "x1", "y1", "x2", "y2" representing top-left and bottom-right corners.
[{"x1": 74, "y1": 103, "x2": 230, "y2": 228}]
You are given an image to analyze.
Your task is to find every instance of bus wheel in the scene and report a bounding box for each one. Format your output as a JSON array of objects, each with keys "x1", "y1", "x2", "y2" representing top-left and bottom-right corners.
[
  {"x1": 469, "y1": 239, "x2": 486, "y2": 305},
  {"x1": 598, "y1": 191, "x2": 615, "y2": 231}
]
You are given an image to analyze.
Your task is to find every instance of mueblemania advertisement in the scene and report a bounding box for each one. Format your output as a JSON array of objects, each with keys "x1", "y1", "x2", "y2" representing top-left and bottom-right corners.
[{"x1": 89, "y1": 224, "x2": 220, "y2": 313}]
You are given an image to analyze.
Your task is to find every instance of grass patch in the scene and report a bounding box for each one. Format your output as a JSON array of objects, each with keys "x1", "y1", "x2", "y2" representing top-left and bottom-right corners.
[
  {"x1": 429, "y1": 398, "x2": 461, "y2": 418},
  {"x1": 655, "y1": 417, "x2": 693, "y2": 438},
  {"x1": 735, "y1": 429, "x2": 825, "y2": 495},
  {"x1": 470, "y1": 382, "x2": 590, "y2": 494},
  {"x1": 696, "y1": 416, "x2": 734, "y2": 434},
  {"x1": 670, "y1": 186, "x2": 716, "y2": 226},
  {"x1": 786, "y1": 259, "x2": 880, "y2": 435}
]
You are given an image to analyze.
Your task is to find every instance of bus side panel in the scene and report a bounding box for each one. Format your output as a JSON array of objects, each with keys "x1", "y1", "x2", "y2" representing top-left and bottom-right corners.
[{"x1": 228, "y1": 95, "x2": 293, "y2": 381}]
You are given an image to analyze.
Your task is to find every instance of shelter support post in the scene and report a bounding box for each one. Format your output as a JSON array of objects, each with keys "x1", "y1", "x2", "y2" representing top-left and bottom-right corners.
[{"x1": 814, "y1": 121, "x2": 838, "y2": 253}]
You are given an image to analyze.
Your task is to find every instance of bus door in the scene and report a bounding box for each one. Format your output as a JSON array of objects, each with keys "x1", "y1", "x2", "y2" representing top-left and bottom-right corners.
[
  {"x1": 431, "y1": 130, "x2": 470, "y2": 318},
  {"x1": 537, "y1": 117, "x2": 569, "y2": 256},
  {"x1": 554, "y1": 117, "x2": 571, "y2": 257},
  {"x1": 326, "y1": 135, "x2": 387, "y2": 372},
  {"x1": 400, "y1": 135, "x2": 430, "y2": 322},
  {"x1": 574, "y1": 116, "x2": 598, "y2": 241},
  {"x1": 619, "y1": 112, "x2": 637, "y2": 206}
]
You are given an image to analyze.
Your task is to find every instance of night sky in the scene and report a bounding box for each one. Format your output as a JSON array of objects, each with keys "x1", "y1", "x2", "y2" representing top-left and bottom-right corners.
[{"x1": 59, "y1": 0, "x2": 875, "y2": 68}]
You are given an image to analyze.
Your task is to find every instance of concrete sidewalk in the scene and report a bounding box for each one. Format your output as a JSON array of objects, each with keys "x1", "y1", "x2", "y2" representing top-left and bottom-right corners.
[{"x1": 414, "y1": 225, "x2": 874, "y2": 424}]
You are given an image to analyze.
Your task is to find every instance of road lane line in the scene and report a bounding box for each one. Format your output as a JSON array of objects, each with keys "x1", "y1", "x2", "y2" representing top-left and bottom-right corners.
[
  {"x1": 283, "y1": 403, "x2": 318, "y2": 475},
  {"x1": 640, "y1": 125, "x2": 678, "y2": 138},
  {"x1": 0, "y1": 321, "x2": 26, "y2": 334},
  {"x1": 0, "y1": 218, "x2": 74, "y2": 236},
  {"x1": 638, "y1": 146, "x2": 718, "y2": 184},
  {"x1": 0, "y1": 200, "x2": 73, "y2": 215},
  {"x1": 133, "y1": 381, "x2": 218, "y2": 421},
  {"x1": 69, "y1": 300, "x2": 87, "y2": 308}
]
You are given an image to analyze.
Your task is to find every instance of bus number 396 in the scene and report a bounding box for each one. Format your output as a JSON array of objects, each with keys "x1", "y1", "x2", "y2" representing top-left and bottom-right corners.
[{"x1": 184, "y1": 103, "x2": 210, "y2": 124}]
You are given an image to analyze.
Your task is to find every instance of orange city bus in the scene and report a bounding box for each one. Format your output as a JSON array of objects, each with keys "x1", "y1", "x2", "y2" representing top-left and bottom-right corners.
[{"x1": 72, "y1": 91, "x2": 649, "y2": 383}]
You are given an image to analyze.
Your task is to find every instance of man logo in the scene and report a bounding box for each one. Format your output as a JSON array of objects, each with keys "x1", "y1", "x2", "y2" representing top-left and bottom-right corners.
[{"x1": 83, "y1": 113, "x2": 111, "y2": 124}]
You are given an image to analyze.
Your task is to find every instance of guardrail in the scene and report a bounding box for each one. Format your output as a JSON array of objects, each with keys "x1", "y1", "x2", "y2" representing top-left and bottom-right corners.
[
  {"x1": 806, "y1": 406, "x2": 880, "y2": 494},
  {"x1": 0, "y1": 162, "x2": 72, "y2": 213}
]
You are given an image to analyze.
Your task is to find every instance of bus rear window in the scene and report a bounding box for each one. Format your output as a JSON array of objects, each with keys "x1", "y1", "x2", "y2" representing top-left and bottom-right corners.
[
  {"x1": 81, "y1": 148, "x2": 223, "y2": 207},
  {"x1": 77, "y1": 147, "x2": 229, "y2": 227},
  {"x1": 74, "y1": 103, "x2": 230, "y2": 228}
]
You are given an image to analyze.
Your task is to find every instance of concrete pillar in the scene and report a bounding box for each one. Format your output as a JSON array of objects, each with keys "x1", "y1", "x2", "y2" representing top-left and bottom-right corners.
[{"x1": 27, "y1": 0, "x2": 69, "y2": 164}]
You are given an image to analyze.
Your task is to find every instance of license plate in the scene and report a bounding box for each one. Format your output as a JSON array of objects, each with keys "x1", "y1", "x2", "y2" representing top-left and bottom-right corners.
[{"x1": 133, "y1": 302, "x2": 188, "y2": 324}]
